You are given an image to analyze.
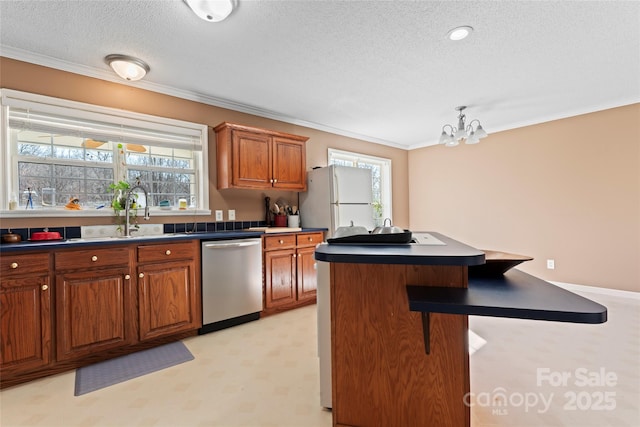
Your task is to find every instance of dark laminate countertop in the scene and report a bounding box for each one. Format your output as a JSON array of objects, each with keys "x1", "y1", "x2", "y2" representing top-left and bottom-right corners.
[
  {"x1": 407, "y1": 269, "x2": 608, "y2": 324},
  {"x1": 0, "y1": 228, "x2": 327, "y2": 253},
  {"x1": 314, "y1": 231, "x2": 485, "y2": 266}
]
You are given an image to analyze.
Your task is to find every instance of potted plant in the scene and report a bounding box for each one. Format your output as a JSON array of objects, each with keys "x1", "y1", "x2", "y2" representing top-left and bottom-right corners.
[{"x1": 107, "y1": 180, "x2": 139, "y2": 233}]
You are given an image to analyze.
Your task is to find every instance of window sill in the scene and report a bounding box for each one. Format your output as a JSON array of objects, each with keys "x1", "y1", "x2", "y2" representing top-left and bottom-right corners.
[{"x1": 0, "y1": 208, "x2": 212, "y2": 218}]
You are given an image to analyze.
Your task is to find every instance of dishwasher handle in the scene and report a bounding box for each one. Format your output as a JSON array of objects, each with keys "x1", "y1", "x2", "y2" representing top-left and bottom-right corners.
[{"x1": 203, "y1": 240, "x2": 261, "y2": 249}]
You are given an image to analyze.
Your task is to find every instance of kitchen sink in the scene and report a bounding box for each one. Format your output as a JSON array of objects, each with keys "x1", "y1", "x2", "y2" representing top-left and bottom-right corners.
[{"x1": 67, "y1": 233, "x2": 181, "y2": 243}]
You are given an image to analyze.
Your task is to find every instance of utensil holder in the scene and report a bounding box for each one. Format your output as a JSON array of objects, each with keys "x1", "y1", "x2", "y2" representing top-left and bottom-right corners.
[
  {"x1": 274, "y1": 214, "x2": 286, "y2": 227},
  {"x1": 287, "y1": 215, "x2": 300, "y2": 228}
]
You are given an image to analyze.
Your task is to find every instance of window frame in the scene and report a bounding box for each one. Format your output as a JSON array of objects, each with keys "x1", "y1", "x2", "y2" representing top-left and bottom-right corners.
[
  {"x1": 328, "y1": 148, "x2": 392, "y2": 224},
  {"x1": 0, "y1": 89, "x2": 210, "y2": 218}
]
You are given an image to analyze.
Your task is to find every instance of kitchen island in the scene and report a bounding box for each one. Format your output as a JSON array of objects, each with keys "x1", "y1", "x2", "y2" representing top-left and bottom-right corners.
[{"x1": 314, "y1": 232, "x2": 607, "y2": 427}]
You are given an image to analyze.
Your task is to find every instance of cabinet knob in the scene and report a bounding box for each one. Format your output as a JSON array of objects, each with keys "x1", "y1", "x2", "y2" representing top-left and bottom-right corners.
[
  {"x1": 139, "y1": 273, "x2": 145, "y2": 278},
  {"x1": 293, "y1": 254, "x2": 297, "y2": 258},
  {"x1": 124, "y1": 274, "x2": 131, "y2": 280},
  {"x1": 165, "y1": 250, "x2": 171, "y2": 255},
  {"x1": 308, "y1": 237, "x2": 313, "y2": 241},
  {"x1": 91, "y1": 255, "x2": 98, "y2": 262},
  {"x1": 279, "y1": 239, "x2": 284, "y2": 244},
  {"x1": 273, "y1": 179, "x2": 278, "y2": 184},
  {"x1": 41, "y1": 284, "x2": 48, "y2": 291},
  {"x1": 10, "y1": 262, "x2": 18, "y2": 269},
  {"x1": 270, "y1": 179, "x2": 274, "y2": 183}
]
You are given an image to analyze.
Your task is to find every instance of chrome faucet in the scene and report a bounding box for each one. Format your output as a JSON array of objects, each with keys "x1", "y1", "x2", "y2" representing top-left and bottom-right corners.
[{"x1": 124, "y1": 178, "x2": 151, "y2": 237}]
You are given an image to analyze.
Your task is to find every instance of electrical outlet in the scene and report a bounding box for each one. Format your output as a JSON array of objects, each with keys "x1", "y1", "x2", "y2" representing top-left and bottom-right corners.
[
  {"x1": 228, "y1": 209, "x2": 236, "y2": 220},
  {"x1": 547, "y1": 259, "x2": 555, "y2": 270},
  {"x1": 215, "y1": 210, "x2": 223, "y2": 221}
]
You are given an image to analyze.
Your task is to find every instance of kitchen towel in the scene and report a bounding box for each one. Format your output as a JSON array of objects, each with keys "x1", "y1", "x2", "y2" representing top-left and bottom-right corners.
[{"x1": 74, "y1": 341, "x2": 194, "y2": 396}]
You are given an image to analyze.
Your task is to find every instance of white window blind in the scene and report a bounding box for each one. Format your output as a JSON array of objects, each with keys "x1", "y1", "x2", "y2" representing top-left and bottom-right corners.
[
  {"x1": 3, "y1": 90, "x2": 203, "y2": 150},
  {"x1": 0, "y1": 89, "x2": 209, "y2": 216}
]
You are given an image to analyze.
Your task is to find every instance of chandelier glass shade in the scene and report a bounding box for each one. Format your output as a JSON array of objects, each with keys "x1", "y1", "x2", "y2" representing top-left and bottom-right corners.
[
  {"x1": 439, "y1": 106, "x2": 488, "y2": 147},
  {"x1": 184, "y1": 0, "x2": 235, "y2": 22}
]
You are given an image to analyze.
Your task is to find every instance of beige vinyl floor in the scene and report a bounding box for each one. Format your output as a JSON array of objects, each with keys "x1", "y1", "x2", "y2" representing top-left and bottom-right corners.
[{"x1": 1, "y1": 287, "x2": 638, "y2": 427}]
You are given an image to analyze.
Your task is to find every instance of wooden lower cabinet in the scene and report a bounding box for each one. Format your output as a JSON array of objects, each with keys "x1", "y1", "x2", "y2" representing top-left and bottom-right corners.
[
  {"x1": 263, "y1": 232, "x2": 323, "y2": 314},
  {"x1": 55, "y1": 266, "x2": 135, "y2": 361},
  {"x1": 55, "y1": 246, "x2": 135, "y2": 362},
  {"x1": 264, "y1": 247, "x2": 297, "y2": 308},
  {"x1": 0, "y1": 239, "x2": 201, "y2": 388},
  {"x1": 296, "y1": 245, "x2": 318, "y2": 301},
  {"x1": 0, "y1": 252, "x2": 52, "y2": 377},
  {"x1": 137, "y1": 257, "x2": 199, "y2": 341}
]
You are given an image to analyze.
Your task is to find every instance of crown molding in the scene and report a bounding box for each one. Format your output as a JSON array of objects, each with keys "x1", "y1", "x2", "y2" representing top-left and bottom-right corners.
[{"x1": 0, "y1": 45, "x2": 407, "y2": 150}]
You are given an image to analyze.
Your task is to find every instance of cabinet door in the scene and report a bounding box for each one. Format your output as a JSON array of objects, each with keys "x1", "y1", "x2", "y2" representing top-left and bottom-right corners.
[
  {"x1": 138, "y1": 260, "x2": 198, "y2": 341},
  {"x1": 272, "y1": 137, "x2": 306, "y2": 190},
  {"x1": 296, "y1": 246, "x2": 317, "y2": 301},
  {"x1": 232, "y1": 130, "x2": 272, "y2": 189},
  {"x1": 56, "y1": 267, "x2": 134, "y2": 362},
  {"x1": 0, "y1": 274, "x2": 52, "y2": 375},
  {"x1": 264, "y1": 249, "x2": 296, "y2": 308}
]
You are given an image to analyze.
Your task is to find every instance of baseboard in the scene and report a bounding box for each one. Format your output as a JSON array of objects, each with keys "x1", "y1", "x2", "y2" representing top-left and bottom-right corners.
[{"x1": 551, "y1": 281, "x2": 640, "y2": 300}]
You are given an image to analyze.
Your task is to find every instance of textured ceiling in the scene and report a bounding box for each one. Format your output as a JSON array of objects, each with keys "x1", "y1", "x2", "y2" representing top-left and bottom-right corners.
[{"x1": 1, "y1": 0, "x2": 639, "y2": 149}]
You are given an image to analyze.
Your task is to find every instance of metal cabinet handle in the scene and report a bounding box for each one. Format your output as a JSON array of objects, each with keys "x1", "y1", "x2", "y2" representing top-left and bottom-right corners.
[
  {"x1": 165, "y1": 250, "x2": 171, "y2": 255},
  {"x1": 139, "y1": 273, "x2": 144, "y2": 278},
  {"x1": 91, "y1": 255, "x2": 98, "y2": 262},
  {"x1": 41, "y1": 284, "x2": 48, "y2": 291},
  {"x1": 10, "y1": 262, "x2": 18, "y2": 269},
  {"x1": 124, "y1": 274, "x2": 131, "y2": 280}
]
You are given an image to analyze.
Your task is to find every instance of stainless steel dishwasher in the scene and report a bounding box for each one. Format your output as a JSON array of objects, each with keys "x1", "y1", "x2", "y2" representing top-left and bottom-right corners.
[{"x1": 199, "y1": 238, "x2": 263, "y2": 334}]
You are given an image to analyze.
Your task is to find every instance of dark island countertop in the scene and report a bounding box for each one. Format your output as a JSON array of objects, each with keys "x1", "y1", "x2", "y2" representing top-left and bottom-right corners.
[{"x1": 314, "y1": 231, "x2": 485, "y2": 266}]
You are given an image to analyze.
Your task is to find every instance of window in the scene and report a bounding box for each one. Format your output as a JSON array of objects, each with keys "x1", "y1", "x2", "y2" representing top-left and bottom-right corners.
[
  {"x1": 328, "y1": 148, "x2": 392, "y2": 225},
  {"x1": 0, "y1": 89, "x2": 209, "y2": 217}
]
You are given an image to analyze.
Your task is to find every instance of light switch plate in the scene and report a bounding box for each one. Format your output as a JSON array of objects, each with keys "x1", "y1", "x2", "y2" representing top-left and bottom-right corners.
[
  {"x1": 215, "y1": 210, "x2": 223, "y2": 221},
  {"x1": 228, "y1": 209, "x2": 236, "y2": 220}
]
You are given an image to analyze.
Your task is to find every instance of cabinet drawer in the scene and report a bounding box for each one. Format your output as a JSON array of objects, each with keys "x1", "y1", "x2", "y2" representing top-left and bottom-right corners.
[
  {"x1": 1, "y1": 252, "x2": 50, "y2": 277},
  {"x1": 55, "y1": 247, "x2": 130, "y2": 270},
  {"x1": 296, "y1": 232, "x2": 324, "y2": 248},
  {"x1": 137, "y1": 241, "x2": 195, "y2": 263},
  {"x1": 263, "y1": 234, "x2": 296, "y2": 251}
]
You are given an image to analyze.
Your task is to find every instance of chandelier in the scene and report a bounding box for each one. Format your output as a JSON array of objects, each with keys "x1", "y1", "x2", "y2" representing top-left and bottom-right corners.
[{"x1": 438, "y1": 106, "x2": 488, "y2": 147}]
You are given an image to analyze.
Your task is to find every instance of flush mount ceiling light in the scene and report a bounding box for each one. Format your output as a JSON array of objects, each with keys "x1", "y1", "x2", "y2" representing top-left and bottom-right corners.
[
  {"x1": 184, "y1": 0, "x2": 235, "y2": 22},
  {"x1": 438, "y1": 106, "x2": 488, "y2": 147},
  {"x1": 104, "y1": 54, "x2": 150, "y2": 81},
  {"x1": 447, "y1": 26, "x2": 473, "y2": 41}
]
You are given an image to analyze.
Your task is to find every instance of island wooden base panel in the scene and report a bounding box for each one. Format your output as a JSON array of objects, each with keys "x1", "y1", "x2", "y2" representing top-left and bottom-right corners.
[{"x1": 331, "y1": 263, "x2": 470, "y2": 427}]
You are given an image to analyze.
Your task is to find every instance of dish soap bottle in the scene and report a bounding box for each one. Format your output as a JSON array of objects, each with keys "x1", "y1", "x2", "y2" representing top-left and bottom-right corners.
[{"x1": 8, "y1": 192, "x2": 17, "y2": 210}]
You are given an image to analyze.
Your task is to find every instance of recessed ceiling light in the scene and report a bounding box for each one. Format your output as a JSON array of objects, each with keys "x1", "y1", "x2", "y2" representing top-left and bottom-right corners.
[{"x1": 447, "y1": 26, "x2": 473, "y2": 41}]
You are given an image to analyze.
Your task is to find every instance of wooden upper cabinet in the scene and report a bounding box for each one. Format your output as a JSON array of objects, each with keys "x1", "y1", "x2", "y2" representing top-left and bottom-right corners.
[{"x1": 215, "y1": 122, "x2": 308, "y2": 191}]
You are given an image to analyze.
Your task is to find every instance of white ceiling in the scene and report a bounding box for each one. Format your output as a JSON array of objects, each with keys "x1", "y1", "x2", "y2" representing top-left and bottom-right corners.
[{"x1": 1, "y1": 1, "x2": 639, "y2": 150}]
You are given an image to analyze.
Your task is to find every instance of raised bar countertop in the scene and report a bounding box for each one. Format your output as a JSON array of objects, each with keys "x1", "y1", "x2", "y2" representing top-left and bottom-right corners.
[
  {"x1": 314, "y1": 231, "x2": 486, "y2": 266},
  {"x1": 407, "y1": 269, "x2": 607, "y2": 324}
]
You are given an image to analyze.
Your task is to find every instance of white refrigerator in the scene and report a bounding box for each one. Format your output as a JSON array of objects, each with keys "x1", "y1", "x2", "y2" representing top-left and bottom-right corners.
[
  {"x1": 300, "y1": 165, "x2": 374, "y2": 409},
  {"x1": 299, "y1": 165, "x2": 374, "y2": 237}
]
